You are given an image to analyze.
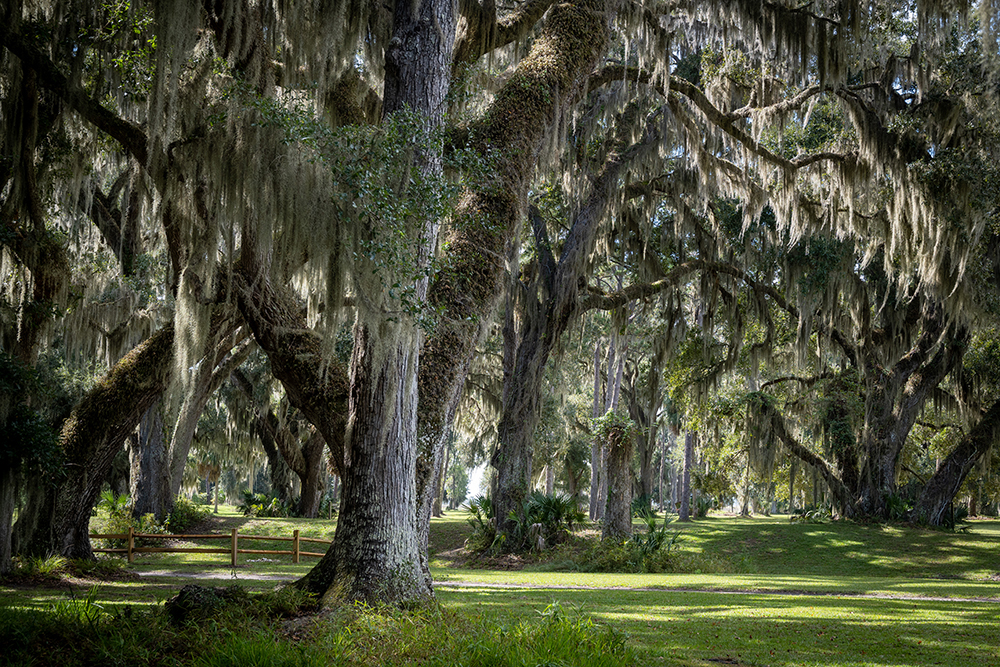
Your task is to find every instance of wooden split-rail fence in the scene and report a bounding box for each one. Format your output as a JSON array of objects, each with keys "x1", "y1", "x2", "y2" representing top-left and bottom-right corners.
[{"x1": 89, "y1": 528, "x2": 332, "y2": 566}]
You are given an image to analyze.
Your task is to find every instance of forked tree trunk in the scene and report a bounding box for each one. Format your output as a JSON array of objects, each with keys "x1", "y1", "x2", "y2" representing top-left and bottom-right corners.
[
  {"x1": 493, "y1": 126, "x2": 648, "y2": 544},
  {"x1": 855, "y1": 308, "x2": 964, "y2": 517},
  {"x1": 912, "y1": 397, "x2": 1000, "y2": 525}
]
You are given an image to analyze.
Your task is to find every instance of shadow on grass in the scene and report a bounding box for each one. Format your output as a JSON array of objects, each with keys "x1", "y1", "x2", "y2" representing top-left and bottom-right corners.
[
  {"x1": 677, "y1": 516, "x2": 1000, "y2": 580},
  {"x1": 437, "y1": 586, "x2": 1000, "y2": 667}
]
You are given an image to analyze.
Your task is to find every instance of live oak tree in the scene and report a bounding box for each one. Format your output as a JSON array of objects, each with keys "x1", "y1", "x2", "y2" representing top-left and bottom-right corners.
[{"x1": 5, "y1": 0, "x2": 1000, "y2": 597}]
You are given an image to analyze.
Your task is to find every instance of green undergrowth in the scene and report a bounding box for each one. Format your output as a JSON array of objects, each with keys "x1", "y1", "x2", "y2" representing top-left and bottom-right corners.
[
  {"x1": 2, "y1": 555, "x2": 132, "y2": 584},
  {"x1": 0, "y1": 587, "x2": 632, "y2": 667}
]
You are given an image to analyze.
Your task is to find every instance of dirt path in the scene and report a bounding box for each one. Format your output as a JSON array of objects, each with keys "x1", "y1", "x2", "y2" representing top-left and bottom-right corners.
[{"x1": 138, "y1": 570, "x2": 296, "y2": 581}]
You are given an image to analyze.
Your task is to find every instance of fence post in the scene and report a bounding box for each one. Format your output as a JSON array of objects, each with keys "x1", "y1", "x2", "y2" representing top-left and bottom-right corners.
[
  {"x1": 231, "y1": 528, "x2": 238, "y2": 568},
  {"x1": 293, "y1": 529, "x2": 300, "y2": 564},
  {"x1": 127, "y1": 525, "x2": 135, "y2": 563}
]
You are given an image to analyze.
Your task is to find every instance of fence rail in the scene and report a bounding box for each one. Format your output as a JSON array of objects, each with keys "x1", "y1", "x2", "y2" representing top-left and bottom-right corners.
[{"x1": 89, "y1": 528, "x2": 331, "y2": 565}]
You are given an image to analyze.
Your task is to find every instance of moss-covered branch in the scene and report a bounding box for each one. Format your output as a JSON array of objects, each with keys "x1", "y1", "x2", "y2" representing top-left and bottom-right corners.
[
  {"x1": 52, "y1": 324, "x2": 175, "y2": 558},
  {"x1": 416, "y1": 0, "x2": 613, "y2": 554},
  {"x1": 1, "y1": 26, "x2": 149, "y2": 167},
  {"x1": 233, "y1": 265, "x2": 348, "y2": 478},
  {"x1": 751, "y1": 393, "x2": 858, "y2": 517},
  {"x1": 454, "y1": 0, "x2": 558, "y2": 64}
]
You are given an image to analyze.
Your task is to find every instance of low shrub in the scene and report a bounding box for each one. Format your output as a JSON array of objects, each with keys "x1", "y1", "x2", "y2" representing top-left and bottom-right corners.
[
  {"x1": 94, "y1": 490, "x2": 169, "y2": 550},
  {"x1": 790, "y1": 507, "x2": 832, "y2": 523},
  {"x1": 572, "y1": 515, "x2": 682, "y2": 573},
  {"x1": 464, "y1": 494, "x2": 500, "y2": 552},
  {"x1": 465, "y1": 492, "x2": 587, "y2": 554},
  {"x1": 168, "y1": 496, "x2": 213, "y2": 532},
  {"x1": 3, "y1": 555, "x2": 131, "y2": 582},
  {"x1": 237, "y1": 491, "x2": 295, "y2": 518}
]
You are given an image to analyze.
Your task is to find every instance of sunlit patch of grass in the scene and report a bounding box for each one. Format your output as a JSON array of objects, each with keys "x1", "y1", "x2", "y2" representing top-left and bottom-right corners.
[{"x1": 436, "y1": 586, "x2": 1000, "y2": 667}]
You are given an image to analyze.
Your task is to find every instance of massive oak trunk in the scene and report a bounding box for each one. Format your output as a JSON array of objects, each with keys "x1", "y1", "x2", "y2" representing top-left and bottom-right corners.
[
  {"x1": 298, "y1": 323, "x2": 428, "y2": 604},
  {"x1": 296, "y1": 0, "x2": 456, "y2": 604}
]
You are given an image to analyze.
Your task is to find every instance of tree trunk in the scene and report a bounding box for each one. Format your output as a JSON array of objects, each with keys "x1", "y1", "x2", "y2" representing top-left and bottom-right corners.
[
  {"x1": 856, "y1": 307, "x2": 964, "y2": 517},
  {"x1": 602, "y1": 432, "x2": 633, "y2": 540},
  {"x1": 130, "y1": 400, "x2": 171, "y2": 521},
  {"x1": 295, "y1": 430, "x2": 327, "y2": 518},
  {"x1": 296, "y1": 322, "x2": 428, "y2": 604},
  {"x1": 741, "y1": 450, "x2": 752, "y2": 516},
  {"x1": 45, "y1": 325, "x2": 174, "y2": 558},
  {"x1": 590, "y1": 339, "x2": 603, "y2": 520},
  {"x1": 657, "y1": 434, "x2": 667, "y2": 512},
  {"x1": 433, "y1": 444, "x2": 450, "y2": 517},
  {"x1": 913, "y1": 397, "x2": 1000, "y2": 525},
  {"x1": 789, "y1": 457, "x2": 797, "y2": 513},
  {"x1": 679, "y1": 430, "x2": 694, "y2": 521},
  {"x1": 0, "y1": 466, "x2": 16, "y2": 575},
  {"x1": 296, "y1": 0, "x2": 457, "y2": 603}
]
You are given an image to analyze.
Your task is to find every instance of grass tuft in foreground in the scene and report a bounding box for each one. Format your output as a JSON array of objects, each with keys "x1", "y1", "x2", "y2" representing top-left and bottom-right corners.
[{"x1": 0, "y1": 585, "x2": 632, "y2": 667}]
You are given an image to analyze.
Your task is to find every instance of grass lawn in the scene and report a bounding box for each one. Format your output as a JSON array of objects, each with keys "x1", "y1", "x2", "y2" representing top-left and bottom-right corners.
[{"x1": 2, "y1": 509, "x2": 999, "y2": 665}]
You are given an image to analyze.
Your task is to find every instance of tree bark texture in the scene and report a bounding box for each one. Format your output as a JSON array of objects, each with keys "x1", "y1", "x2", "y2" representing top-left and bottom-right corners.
[
  {"x1": 590, "y1": 339, "x2": 603, "y2": 520},
  {"x1": 130, "y1": 400, "x2": 170, "y2": 522},
  {"x1": 602, "y1": 431, "x2": 633, "y2": 540},
  {"x1": 296, "y1": 323, "x2": 428, "y2": 604},
  {"x1": 0, "y1": 466, "x2": 15, "y2": 574}
]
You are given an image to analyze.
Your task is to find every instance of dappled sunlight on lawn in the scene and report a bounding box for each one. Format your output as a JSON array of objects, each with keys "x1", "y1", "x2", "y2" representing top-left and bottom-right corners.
[{"x1": 437, "y1": 586, "x2": 1000, "y2": 667}]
